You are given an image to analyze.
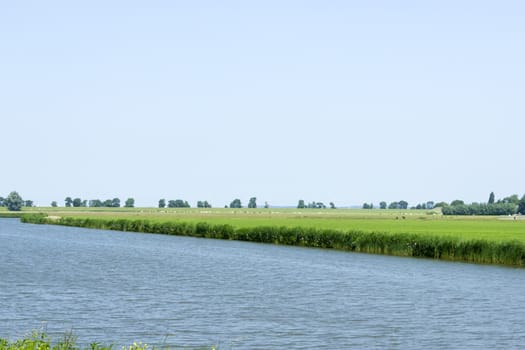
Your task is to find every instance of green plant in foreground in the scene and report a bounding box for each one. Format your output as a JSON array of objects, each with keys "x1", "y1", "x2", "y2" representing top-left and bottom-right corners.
[
  {"x1": 122, "y1": 342, "x2": 147, "y2": 350},
  {"x1": 0, "y1": 333, "x2": 217, "y2": 350}
]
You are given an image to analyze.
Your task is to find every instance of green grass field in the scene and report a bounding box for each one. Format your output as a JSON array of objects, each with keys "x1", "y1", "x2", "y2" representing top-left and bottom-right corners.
[{"x1": 10, "y1": 206, "x2": 525, "y2": 244}]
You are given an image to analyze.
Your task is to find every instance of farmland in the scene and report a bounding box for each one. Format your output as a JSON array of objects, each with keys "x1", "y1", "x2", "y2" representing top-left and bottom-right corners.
[
  {"x1": 6, "y1": 206, "x2": 525, "y2": 266},
  {"x1": 10, "y1": 206, "x2": 525, "y2": 243}
]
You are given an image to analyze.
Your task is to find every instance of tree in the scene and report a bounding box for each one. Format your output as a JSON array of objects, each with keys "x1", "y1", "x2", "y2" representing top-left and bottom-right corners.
[
  {"x1": 167, "y1": 199, "x2": 187, "y2": 208},
  {"x1": 329, "y1": 202, "x2": 336, "y2": 209},
  {"x1": 398, "y1": 200, "x2": 408, "y2": 209},
  {"x1": 443, "y1": 202, "x2": 517, "y2": 216},
  {"x1": 426, "y1": 201, "x2": 435, "y2": 209},
  {"x1": 518, "y1": 195, "x2": 525, "y2": 215},
  {"x1": 197, "y1": 201, "x2": 212, "y2": 208},
  {"x1": 167, "y1": 199, "x2": 190, "y2": 208},
  {"x1": 297, "y1": 200, "x2": 305, "y2": 209},
  {"x1": 51, "y1": 201, "x2": 58, "y2": 207},
  {"x1": 89, "y1": 199, "x2": 103, "y2": 207},
  {"x1": 264, "y1": 201, "x2": 269, "y2": 209},
  {"x1": 500, "y1": 194, "x2": 520, "y2": 205},
  {"x1": 248, "y1": 197, "x2": 257, "y2": 208},
  {"x1": 488, "y1": 192, "x2": 495, "y2": 205},
  {"x1": 230, "y1": 199, "x2": 242, "y2": 208},
  {"x1": 434, "y1": 201, "x2": 448, "y2": 208},
  {"x1": 72, "y1": 198, "x2": 82, "y2": 207},
  {"x1": 158, "y1": 199, "x2": 166, "y2": 208},
  {"x1": 5, "y1": 191, "x2": 23, "y2": 211},
  {"x1": 388, "y1": 202, "x2": 399, "y2": 209},
  {"x1": 112, "y1": 198, "x2": 121, "y2": 208},
  {"x1": 379, "y1": 201, "x2": 387, "y2": 209},
  {"x1": 124, "y1": 198, "x2": 134, "y2": 208},
  {"x1": 362, "y1": 203, "x2": 371, "y2": 209},
  {"x1": 24, "y1": 200, "x2": 33, "y2": 207},
  {"x1": 65, "y1": 197, "x2": 73, "y2": 207},
  {"x1": 450, "y1": 199, "x2": 464, "y2": 206}
]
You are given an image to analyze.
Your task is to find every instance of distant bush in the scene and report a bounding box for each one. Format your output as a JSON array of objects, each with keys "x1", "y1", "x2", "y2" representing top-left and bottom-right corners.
[
  {"x1": 442, "y1": 203, "x2": 517, "y2": 215},
  {"x1": 20, "y1": 213, "x2": 47, "y2": 224}
]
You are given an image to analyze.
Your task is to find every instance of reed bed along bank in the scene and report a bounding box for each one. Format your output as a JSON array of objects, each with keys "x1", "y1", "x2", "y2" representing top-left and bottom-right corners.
[{"x1": 20, "y1": 213, "x2": 525, "y2": 267}]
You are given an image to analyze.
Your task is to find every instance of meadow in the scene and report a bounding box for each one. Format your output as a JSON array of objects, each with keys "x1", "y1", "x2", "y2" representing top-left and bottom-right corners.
[
  {"x1": 11, "y1": 206, "x2": 525, "y2": 243},
  {"x1": 13, "y1": 206, "x2": 525, "y2": 266}
]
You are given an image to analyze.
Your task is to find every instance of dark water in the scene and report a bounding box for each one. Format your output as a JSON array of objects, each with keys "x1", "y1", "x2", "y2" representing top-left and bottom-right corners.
[{"x1": 1, "y1": 219, "x2": 524, "y2": 349}]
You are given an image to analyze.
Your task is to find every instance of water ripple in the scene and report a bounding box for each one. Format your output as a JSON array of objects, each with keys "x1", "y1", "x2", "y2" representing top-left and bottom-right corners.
[{"x1": 1, "y1": 219, "x2": 525, "y2": 349}]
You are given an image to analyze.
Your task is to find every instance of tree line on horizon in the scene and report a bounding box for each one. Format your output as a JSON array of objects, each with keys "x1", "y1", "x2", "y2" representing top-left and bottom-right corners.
[
  {"x1": 2, "y1": 191, "x2": 525, "y2": 215},
  {"x1": 62, "y1": 197, "x2": 135, "y2": 208},
  {"x1": 439, "y1": 192, "x2": 525, "y2": 216},
  {"x1": 157, "y1": 197, "x2": 266, "y2": 209},
  {"x1": 357, "y1": 192, "x2": 525, "y2": 216}
]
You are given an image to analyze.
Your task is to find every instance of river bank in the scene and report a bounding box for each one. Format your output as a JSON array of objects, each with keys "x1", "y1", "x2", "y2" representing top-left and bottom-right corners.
[{"x1": 20, "y1": 213, "x2": 525, "y2": 267}]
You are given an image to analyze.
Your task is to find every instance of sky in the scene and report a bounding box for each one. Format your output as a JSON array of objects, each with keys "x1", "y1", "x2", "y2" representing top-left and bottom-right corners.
[{"x1": 1, "y1": 1, "x2": 524, "y2": 207}]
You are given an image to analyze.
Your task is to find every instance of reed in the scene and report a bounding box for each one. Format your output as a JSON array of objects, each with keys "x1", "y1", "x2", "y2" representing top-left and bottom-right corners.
[{"x1": 20, "y1": 214, "x2": 525, "y2": 267}]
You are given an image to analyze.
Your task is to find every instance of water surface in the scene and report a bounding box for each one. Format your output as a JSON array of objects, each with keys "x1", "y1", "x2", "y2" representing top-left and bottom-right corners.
[{"x1": 1, "y1": 219, "x2": 524, "y2": 349}]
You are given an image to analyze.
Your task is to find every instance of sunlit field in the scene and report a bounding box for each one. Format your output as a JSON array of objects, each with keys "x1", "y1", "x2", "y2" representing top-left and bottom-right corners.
[{"x1": 11, "y1": 206, "x2": 525, "y2": 244}]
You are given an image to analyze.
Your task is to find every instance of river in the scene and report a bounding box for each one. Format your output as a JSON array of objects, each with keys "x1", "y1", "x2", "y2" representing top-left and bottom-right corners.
[{"x1": 1, "y1": 219, "x2": 524, "y2": 349}]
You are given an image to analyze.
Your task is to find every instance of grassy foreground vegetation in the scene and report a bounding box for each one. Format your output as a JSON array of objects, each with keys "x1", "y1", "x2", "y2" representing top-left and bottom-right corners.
[
  {"x1": 0, "y1": 332, "x2": 115, "y2": 350},
  {"x1": 0, "y1": 332, "x2": 215, "y2": 350},
  {"x1": 17, "y1": 207, "x2": 525, "y2": 267}
]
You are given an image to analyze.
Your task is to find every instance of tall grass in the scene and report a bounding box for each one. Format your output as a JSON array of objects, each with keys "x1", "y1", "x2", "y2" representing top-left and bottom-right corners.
[
  {"x1": 0, "y1": 332, "x2": 216, "y2": 350},
  {"x1": 0, "y1": 331, "x2": 113, "y2": 350},
  {"x1": 20, "y1": 214, "x2": 525, "y2": 267}
]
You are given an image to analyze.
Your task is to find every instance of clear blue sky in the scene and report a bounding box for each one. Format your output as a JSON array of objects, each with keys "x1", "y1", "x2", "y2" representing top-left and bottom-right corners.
[{"x1": 1, "y1": 1, "x2": 524, "y2": 207}]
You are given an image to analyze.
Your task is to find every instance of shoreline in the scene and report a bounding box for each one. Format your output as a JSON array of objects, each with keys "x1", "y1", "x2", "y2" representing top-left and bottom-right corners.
[{"x1": 18, "y1": 213, "x2": 525, "y2": 267}]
